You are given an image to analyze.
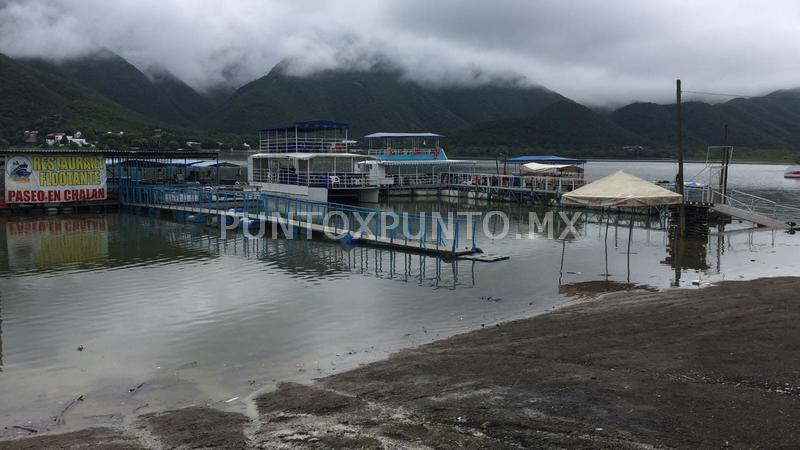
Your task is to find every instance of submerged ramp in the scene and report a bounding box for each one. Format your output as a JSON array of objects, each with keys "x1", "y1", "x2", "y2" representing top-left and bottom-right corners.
[{"x1": 712, "y1": 203, "x2": 791, "y2": 229}]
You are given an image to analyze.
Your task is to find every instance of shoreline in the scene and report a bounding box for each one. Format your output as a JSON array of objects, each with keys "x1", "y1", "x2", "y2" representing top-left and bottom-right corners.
[{"x1": 2, "y1": 277, "x2": 799, "y2": 448}]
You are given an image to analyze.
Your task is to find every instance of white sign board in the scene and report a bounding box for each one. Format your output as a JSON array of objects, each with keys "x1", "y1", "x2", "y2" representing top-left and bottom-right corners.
[{"x1": 4, "y1": 154, "x2": 107, "y2": 203}]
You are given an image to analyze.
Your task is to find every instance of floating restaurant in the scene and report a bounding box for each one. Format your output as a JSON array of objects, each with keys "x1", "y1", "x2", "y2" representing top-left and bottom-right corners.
[
  {"x1": 356, "y1": 132, "x2": 477, "y2": 197},
  {"x1": 247, "y1": 122, "x2": 588, "y2": 204},
  {"x1": 248, "y1": 121, "x2": 381, "y2": 202}
]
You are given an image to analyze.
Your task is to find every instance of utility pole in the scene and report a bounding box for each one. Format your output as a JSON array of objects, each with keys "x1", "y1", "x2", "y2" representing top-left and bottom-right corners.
[
  {"x1": 718, "y1": 125, "x2": 726, "y2": 197},
  {"x1": 719, "y1": 124, "x2": 729, "y2": 202},
  {"x1": 676, "y1": 79, "x2": 686, "y2": 236},
  {"x1": 721, "y1": 124, "x2": 731, "y2": 202}
]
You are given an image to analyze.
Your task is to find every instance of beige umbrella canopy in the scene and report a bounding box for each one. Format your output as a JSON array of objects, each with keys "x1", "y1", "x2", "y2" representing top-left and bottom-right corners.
[{"x1": 562, "y1": 170, "x2": 682, "y2": 207}]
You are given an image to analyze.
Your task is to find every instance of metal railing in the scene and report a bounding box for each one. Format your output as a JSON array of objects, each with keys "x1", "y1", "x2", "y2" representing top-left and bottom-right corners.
[
  {"x1": 712, "y1": 188, "x2": 800, "y2": 221},
  {"x1": 117, "y1": 183, "x2": 476, "y2": 254},
  {"x1": 251, "y1": 168, "x2": 376, "y2": 189},
  {"x1": 258, "y1": 138, "x2": 348, "y2": 153},
  {"x1": 441, "y1": 172, "x2": 585, "y2": 193},
  {"x1": 374, "y1": 171, "x2": 585, "y2": 192},
  {"x1": 389, "y1": 173, "x2": 439, "y2": 187},
  {"x1": 367, "y1": 148, "x2": 439, "y2": 157}
]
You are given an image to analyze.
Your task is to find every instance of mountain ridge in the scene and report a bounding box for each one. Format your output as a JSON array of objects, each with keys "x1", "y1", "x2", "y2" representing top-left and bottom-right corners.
[{"x1": 1, "y1": 51, "x2": 800, "y2": 158}]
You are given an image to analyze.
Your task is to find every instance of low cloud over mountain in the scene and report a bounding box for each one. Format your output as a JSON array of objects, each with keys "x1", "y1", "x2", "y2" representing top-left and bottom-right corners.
[{"x1": 1, "y1": 0, "x2": 799, "y2": 105}]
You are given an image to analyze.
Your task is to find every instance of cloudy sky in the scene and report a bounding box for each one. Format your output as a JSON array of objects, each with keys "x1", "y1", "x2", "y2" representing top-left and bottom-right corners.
[{"x1": 0, "y1": 0, "x2": 797, "y2": 105}]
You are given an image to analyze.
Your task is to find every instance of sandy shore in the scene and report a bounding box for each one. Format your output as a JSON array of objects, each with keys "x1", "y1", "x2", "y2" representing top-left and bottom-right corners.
[{"x1": 2, "y1": 277, "x2": 799, "y2": 449}]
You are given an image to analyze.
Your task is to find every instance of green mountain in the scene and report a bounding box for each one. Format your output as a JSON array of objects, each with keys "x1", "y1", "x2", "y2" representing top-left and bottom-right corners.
[
  {"x1": 25, "y1": 50, "x2": 211, "y2": 126},
  {"x1": 448, "y1": 101, "x2": 641, "y2": 157},
  {"x1": 0, "y1": 52, "x2": 154, "y2": 132},
  {"x1": 449, "y1": 90, "x2": 800, "y2": 157},
  {"x1": 3, "y1": 49, "x2": 800, "y2": 160},
  {"x1": 607, "y1": 90, "x2": 800, "y2": 151},
  {"x1": 208, "y1": 66, "x2": 567, "y2": 137}
]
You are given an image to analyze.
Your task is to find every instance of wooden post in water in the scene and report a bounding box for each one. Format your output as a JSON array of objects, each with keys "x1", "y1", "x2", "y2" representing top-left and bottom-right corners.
[{"x1": 676, "y1": 79, "x2": 686, "y2": 236}]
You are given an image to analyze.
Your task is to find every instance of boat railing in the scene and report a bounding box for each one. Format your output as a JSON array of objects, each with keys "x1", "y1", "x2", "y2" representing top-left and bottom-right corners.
[
  {"x1": 367, "y1": 148, "x2": 439, "y2": 157},
  {"x1": 252, "y1": 168, "x2": 376, "y2": 189},
  {"x1": 390, "y1": 173, "x2": 440, "y2": 187},
  {"x1": 441, "y1": 172, "x2": 585, "y2": 192},
  {"x1": 258, "y1": 138, "x2": 349, "y2": 153}
]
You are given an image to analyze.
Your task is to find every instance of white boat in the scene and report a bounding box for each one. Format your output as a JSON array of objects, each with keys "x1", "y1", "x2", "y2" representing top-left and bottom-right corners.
[
  {"x1": 248, "y1": 121, "x2": 380, "y2": 202},
  {"x1": 784, "y1": 165, "x2": 800, "y2": 179},
  {"x1": 356, "y1": 132, "x2": 476, "y2": 190}
]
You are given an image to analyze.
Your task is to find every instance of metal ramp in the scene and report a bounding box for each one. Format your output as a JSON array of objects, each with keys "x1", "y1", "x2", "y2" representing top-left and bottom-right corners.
[
  {"x1": 681, "y1": 146, "x2": 798, "y2": 230},
  {"x1": 711, "y1": 203, "x2": 792, "y2": 229}
]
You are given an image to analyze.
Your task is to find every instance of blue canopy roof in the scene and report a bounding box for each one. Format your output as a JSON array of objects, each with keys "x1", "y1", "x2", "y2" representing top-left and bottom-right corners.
[
  {"x1": 261, "y1": 120, "x2": 349, "y2": 132},
  {"x1": 506, "y1": 155, "x2": 586, "y2": 165}
]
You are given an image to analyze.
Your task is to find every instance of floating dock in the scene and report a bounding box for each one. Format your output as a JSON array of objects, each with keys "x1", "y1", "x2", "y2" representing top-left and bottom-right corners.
[{"x1": 119, "y1": 184, "x2": 479, "y2": 257}]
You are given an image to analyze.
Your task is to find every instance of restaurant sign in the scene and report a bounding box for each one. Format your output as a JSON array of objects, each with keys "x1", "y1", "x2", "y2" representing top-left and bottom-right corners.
[{"x1": 4, "y1": 154, "x2": 107, "y2": 203}]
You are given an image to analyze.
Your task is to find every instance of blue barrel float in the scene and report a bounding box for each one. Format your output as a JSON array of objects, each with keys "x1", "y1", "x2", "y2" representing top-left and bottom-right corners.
[{"x1": 338, "y1": 232, "x2": 360, "y2": 248}]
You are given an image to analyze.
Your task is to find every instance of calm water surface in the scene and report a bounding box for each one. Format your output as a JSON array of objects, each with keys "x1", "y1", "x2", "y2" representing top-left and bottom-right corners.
[{"x1": 0, "y1": 161, "x2": 798, "y2": 436}]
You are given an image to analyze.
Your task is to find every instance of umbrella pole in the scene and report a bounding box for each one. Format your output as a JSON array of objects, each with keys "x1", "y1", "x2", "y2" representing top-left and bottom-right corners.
[
  {"x1": 627, "y1": 211, "x2": 634, "y2": 283},
  {"x1": 559, "y1": 237, "x2": 566, "y2": 287},
  {"x1": 604, "y1": 210, "x2": 610, "y2": 281}
]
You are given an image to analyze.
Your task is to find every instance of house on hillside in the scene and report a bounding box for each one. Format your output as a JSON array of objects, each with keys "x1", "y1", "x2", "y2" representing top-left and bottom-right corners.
[{"x1": 46, "y1": 131, "x2": 89, "y2": 147}]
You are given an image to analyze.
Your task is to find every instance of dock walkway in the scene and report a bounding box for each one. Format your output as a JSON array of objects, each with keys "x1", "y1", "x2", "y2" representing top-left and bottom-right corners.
[{"x1": 119, "y1": 184, "x2": 478, "y2": 257}]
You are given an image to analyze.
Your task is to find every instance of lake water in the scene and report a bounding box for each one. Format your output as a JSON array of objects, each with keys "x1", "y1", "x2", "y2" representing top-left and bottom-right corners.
[{"x1": 0, "y1": 161, "x2": 798, "y2": 437}]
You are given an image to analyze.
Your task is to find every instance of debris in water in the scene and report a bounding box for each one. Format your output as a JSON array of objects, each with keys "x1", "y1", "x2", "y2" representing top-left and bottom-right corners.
[
  {"x1": 12, "y1": 425, "x2": 37, "y2": 433},
  {"x1": 224, "y1": 397, "x2": 239, "y2": 403},
  {"x1": 76, "y1": 345, "x2": 84, "y2": 352},
  {"x1": 54, "y1": 394, "x2": 85, "y2": 425},
  {"x1": 176, "y1": 361, "x2": 199, "y2": 370},
  {"x1": 128, "y1": 383, "x2": 145, "y2": 394},
  {"x1": 132, "y1": 403, "x2": 149, "y2": 413}
]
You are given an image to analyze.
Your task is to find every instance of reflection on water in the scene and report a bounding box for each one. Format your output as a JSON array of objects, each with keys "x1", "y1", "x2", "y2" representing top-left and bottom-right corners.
[
  {"x1": 210, "y1": 234, "x2": 472, "y2": 289},
  {"x1": 0, "y1": 196, "x2": 797, "y2": 435},
  {"x1": 2, "y1": 217, "x2": 109, "y2": 273}
]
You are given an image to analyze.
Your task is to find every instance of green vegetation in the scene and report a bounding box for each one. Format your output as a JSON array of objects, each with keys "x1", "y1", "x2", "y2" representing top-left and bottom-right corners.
[
  {"x1": 0, "y1": 53, "x2": 156, "y2": 132},
  {"x1": 25, "y1": 50, "x2": 212, "y2": 126},
  {"x1": 207, "y1": 64, "x2": 566, "y2": 137},
  {"x1": 1, "y1": 51, "x2": 800, "y2": 162},
  {"x1": 447, "y1": 101, "x2": 642, "y2": 158}
]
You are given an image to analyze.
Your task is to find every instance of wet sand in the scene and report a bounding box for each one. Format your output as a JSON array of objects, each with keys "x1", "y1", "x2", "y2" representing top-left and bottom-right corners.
[{"x1": 2, "y1": 277, "x2": 799, "y2": 449}]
